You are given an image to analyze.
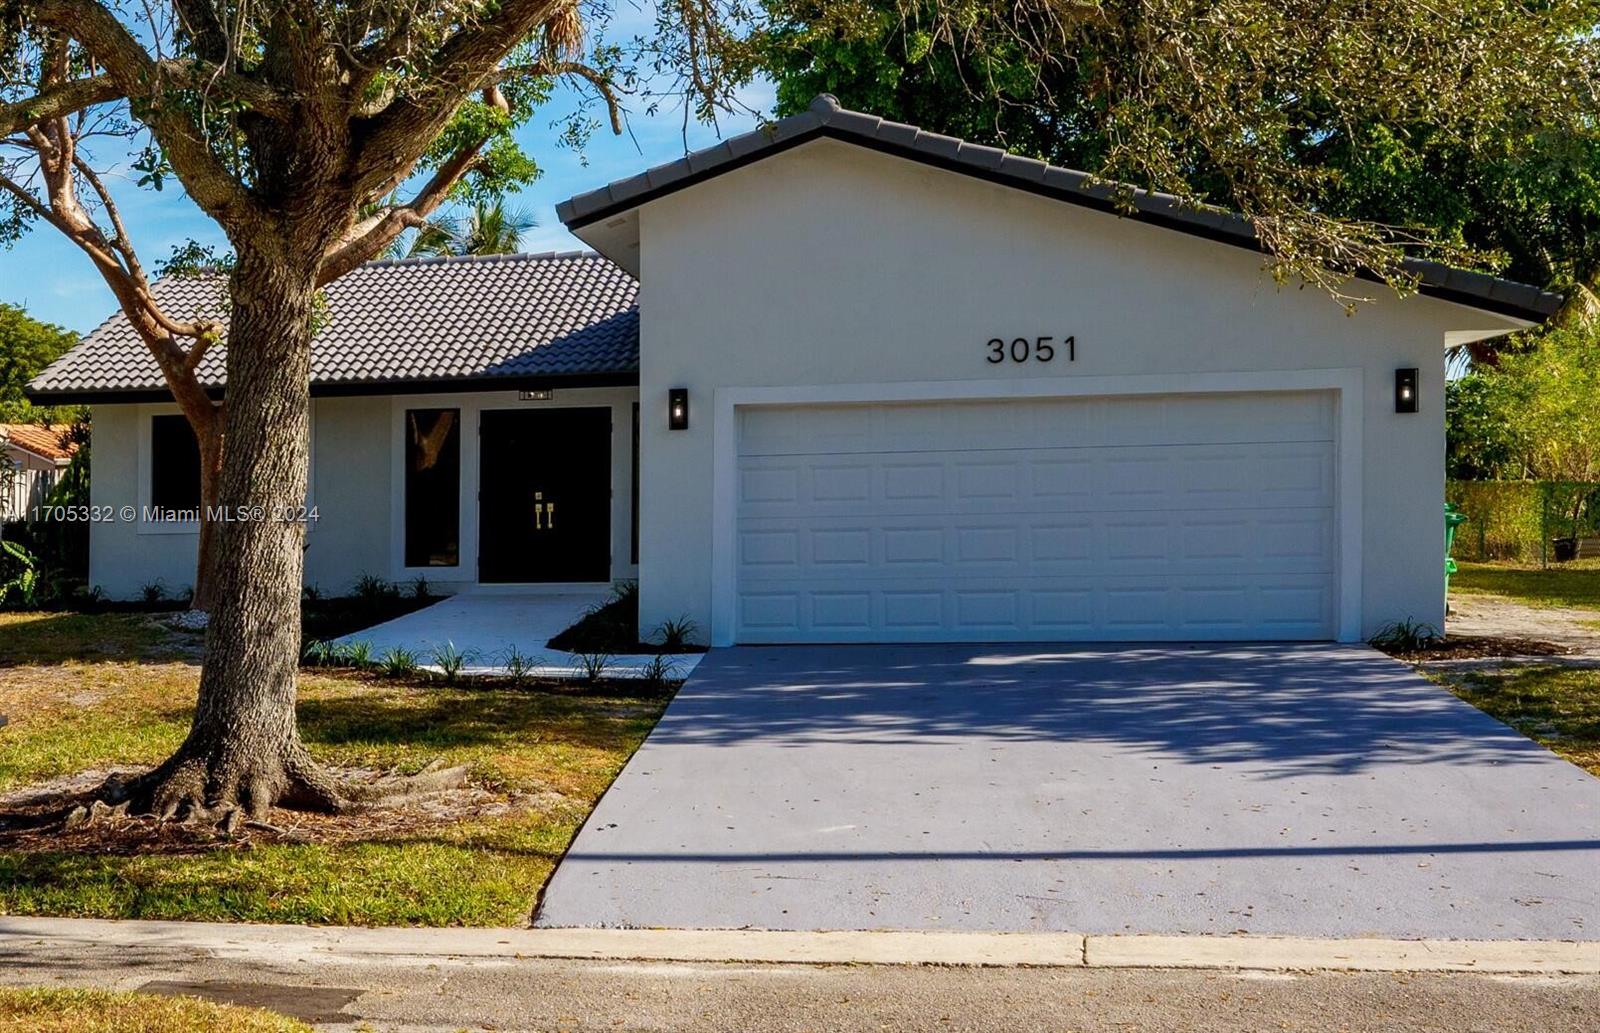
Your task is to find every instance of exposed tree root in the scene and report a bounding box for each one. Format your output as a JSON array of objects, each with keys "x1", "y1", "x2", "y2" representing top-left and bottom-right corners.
[{"x1": 76, "y1": 750, "x2": 471, "y2": 832}]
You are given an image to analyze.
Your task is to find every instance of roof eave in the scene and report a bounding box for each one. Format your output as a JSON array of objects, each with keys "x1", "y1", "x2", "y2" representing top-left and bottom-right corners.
[{"x1": 26, "y1": 369, "x2": 641, "y2": 407}]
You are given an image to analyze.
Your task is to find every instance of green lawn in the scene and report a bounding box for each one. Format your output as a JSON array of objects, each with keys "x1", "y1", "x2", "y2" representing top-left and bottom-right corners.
[
  {"x1": 1429, "y1": 665, "x2": 1600, "y2": 777},
  {"x1": 0, "y1": 611, "x2": 667, "y2": 926},
  {"x1": 1451, "y1": 560, "x2": 1600, "y2": 611},
  {"x1": 0, "y1": 988, "x2": 311, "y2": 1033}
]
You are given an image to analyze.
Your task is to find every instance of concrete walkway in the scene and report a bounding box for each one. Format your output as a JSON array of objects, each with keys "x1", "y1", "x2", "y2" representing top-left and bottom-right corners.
[
  {"x1": 333, "y1": 590, "x2": 704, "y2": 680},
  {"x1": 4, "y1": 916, "x2": 1598, "y2": 973},
  {"x1": 6, "y1": 918, "x2": 1598, "y2": 1033},
  {"x1": 537, "y1": 644, "x2": 1600, "y2": 938}
]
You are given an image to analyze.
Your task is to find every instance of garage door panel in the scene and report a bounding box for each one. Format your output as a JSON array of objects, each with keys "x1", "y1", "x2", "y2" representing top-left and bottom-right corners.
[
  {"x1": 738, "y1": 509, "x2": 1333, "y2": 579},
  {"x1": 738, "y1": 442, "x2": 1332, "y2": 518},
  {"x1": 734, "y1": 573, "x2": 1334, "y2": 642},
  {"x1": 738, "y1": 392, "x2": 1335, "y2": 456},
  {"x1": 736, "y1": 394, "x2": 1337, "y2": 642}
]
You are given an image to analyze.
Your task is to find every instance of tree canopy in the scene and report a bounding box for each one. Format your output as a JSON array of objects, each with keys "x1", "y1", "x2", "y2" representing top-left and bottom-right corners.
[
  {"x1": 0, "y1": 301, "x2": 78, "y2": 424},
  {"x1": 754, "y1": 0, "x2": 1600, "y2": 317},
  {"x1": 1448, "y1": 329, "x2": 1600, "y2": 483}
]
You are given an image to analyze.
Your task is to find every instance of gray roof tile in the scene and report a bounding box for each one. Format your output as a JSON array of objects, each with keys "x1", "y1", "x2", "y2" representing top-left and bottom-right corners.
[{"x1": 29, "y1": 251, "x2": 637, "y2": 399}]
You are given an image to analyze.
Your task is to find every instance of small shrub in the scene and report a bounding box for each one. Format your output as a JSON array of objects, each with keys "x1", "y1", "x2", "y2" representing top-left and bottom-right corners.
[
  {"x1": 639, "y1": 653, "x2": 681, "y2": 687},
  {"x1": 431, "y1": 640, "x2": 475, "y2": 683},
  {"x1": 410, "y1": 576, "x2": 432, "y2": 600},
  {"x1": 1369, "y1": 619, "x2": 1442, "y2": 652},
  {"x1": 303, "y1": 583, "x2": 323, "y2": 603},
  {"x1": 379, "y1": 646, "x2": 421, "y2": 678},
  {"x1": 302, "y1": 639, "x2": 335, "y2": 666},
  {"x1": 352, "y1": 573, "x2": 399, "y2": 606},
  {"x1": 339, "y1": 639, "x2": 374, "y2": 667},
  {"x1": 611, "y1": 579, "x2": 639, "y2": 605},
  {"x1": 502, "y1": 645, "x2": 540, "y2": 686},
  {"x1": 578, "y1": 652, "x2": 612, "y2": 684},
  {"x1": 139, "y1": 580, "x2": 166, "y2": 605},
  {"x1": 0, "y1": 539, "x2": 40, "y2": 608},
  {"x1": 655, "y1": 616, "x2": 699, "y2": 652}
]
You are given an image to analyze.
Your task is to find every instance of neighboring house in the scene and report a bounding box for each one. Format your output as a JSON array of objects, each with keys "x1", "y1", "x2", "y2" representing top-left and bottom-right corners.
[
  {"x1": 28, "y1": 96, "x2": 1559, "y2": 644},
  {"x1": 0, "y1": 423, "x2": 77, "y2": 522}
]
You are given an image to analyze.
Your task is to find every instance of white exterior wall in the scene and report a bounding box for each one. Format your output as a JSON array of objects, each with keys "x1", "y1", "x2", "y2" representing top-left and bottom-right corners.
[
  {"x1": 89, "y1": 403, "x2": 200, "y2": 598},
  {"x1": 634, "y1": 139, "x2": 1519, "y2": 643},
  {"x1": 89, "y1": 387, "x2": 638, "y2": 599}
]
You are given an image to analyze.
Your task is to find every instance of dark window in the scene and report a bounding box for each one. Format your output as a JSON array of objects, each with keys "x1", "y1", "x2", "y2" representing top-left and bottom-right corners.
[
  {"x1": 150, "y1": 414, "x2": 202, "y2": 515},
  {"x1": 405, "y1": 408, "x2": 460, "y2": 567},
  {"x1": 631, "y1": 402, "x2": 640, "y2": 565}
]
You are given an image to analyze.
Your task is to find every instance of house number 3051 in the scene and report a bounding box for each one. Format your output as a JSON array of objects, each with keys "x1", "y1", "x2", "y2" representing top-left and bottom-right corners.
[{"x1": 985, "y1": 336, "x2": 1075, "y2": 364}]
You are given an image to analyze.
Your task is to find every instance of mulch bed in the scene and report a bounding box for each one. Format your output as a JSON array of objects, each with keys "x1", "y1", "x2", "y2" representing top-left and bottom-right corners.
[
  {"x1": 0, "y1": 767, "x2": 557, "y2": 856},
  {"x1": 1376, "y1": 634, "x2": 1575, "y2": 661}
]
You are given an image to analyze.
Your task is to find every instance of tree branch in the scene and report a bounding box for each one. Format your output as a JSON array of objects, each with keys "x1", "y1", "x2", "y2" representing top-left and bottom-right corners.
[
  {"x1": 496, "y1": 60, "x2": 622, "y2": 133},
  {"x1": 27, "y1": 0, "x2": 263, "y2": 228},
  {"x1": 349, "y1": 0, "x2": 566, "y2": 198},
  {"x1": 0, "y1": 73, "x2": 123, "y2": 137},
  {"x1": 319, "y1": 125, "x2": 492, "y2": 283}
]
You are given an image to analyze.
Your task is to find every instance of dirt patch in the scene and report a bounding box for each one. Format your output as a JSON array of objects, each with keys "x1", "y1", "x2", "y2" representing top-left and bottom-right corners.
[
  {"x1": 1447, "y1": 592, "x2": 1600, "y2": 655},
  {"x1": 0, "y1": 766, "x2": 565, "y2": 855},
  {"x1": 1378, "y1": 634, "x2": 1575, "y2": 662}
]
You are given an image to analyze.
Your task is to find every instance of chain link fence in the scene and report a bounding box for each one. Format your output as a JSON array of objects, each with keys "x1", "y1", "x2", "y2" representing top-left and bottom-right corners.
[{"x1": 1446, "y1": 481, "x2": 1600, "y2": 565}]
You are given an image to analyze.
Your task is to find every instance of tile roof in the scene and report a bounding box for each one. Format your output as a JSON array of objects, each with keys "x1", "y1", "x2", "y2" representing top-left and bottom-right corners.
[
  {"x1": 0, "y1": 423, "x2": 78, "y2": 462},
  {"x1": 28, "y1": 251, "x2": 638, "y2": 401},
  {"x1": 559, "y1": 94, "x2": 1563, "y2": 324}
]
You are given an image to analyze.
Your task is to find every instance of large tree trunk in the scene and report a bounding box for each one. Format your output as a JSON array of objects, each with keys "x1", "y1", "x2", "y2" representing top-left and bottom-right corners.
[
  {"x1": 114, "y1": 247, "x2": 339, "y2": 821},
  {"x1": 190, "y1": 427, "x2": 223, "y2": 612}
]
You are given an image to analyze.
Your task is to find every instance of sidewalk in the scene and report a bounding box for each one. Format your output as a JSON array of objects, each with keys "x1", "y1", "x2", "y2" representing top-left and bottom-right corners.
[
  {"x1": 4, "y1": 916, "x2": 1598, "y2": 974},
  {"x1": 332, "y1": 589, "x2": 706, "y2": 680}
]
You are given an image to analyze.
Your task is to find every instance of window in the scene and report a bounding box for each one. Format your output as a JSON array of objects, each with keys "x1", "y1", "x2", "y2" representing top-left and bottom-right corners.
[
  {"x1": 631, "y1": 402, "x2": 640, "y2": 565},
  {"x1": 150, "y1": 414, "x2": 202, "y2": 516},
  {"x1": 405, "y1": 408, "x2": 460, "y2": 567}
]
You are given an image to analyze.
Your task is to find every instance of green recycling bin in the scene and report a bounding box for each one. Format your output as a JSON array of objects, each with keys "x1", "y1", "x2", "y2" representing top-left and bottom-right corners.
[{"x1": 1445, "y1": 503, "x2": 1468, "y2": 593}]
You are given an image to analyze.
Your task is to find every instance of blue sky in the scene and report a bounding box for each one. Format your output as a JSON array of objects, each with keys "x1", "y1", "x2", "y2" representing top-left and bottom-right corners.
[{"x1": 1, "y1": 63, "x2": 771, "y2": 334}]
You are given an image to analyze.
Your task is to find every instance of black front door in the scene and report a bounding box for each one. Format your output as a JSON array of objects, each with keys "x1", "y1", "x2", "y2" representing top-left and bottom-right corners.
[{"x1": 479, "y1": 407, "x2": 611, "y2": 583}]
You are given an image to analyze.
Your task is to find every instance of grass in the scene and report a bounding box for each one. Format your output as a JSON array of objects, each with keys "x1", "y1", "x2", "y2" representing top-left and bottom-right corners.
[
  {"x1": 0, "y1": 611, "x2": 668, "y2": 926},
  {"x1": 1451, "y1": 560, "x2": 1600, "y2": 611},
  {"x1": 0, "y1": 988, "x2": 311, "y2": 1032},
  {"x1": 1429, "y1": 665, "x2": 1600, "y2": 777}
]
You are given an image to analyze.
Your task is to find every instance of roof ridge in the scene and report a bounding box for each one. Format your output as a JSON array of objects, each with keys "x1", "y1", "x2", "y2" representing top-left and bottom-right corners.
[{"x1": 359, "y1": 249, "x2": 601, "y2": 270}]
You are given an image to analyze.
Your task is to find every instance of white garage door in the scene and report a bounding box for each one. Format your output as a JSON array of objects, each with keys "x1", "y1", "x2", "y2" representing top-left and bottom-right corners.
[{"x1": 735, "y1": 392, "x2": 1337, "y2": 642}]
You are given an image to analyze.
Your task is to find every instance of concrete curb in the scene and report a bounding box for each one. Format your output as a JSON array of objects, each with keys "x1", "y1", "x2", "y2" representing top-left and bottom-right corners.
[{"x1": 4, "y1": 917, "x2": 1598, "y2": 973}]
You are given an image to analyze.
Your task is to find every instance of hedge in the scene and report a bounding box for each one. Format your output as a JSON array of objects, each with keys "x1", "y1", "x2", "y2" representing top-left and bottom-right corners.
[{"x1": 1447, "y1": 480, "x2": 1600, "y2": 562}]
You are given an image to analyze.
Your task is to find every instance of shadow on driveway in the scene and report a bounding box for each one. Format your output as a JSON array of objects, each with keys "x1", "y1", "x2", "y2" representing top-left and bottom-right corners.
[{"x1": 537, "y1": 643, "x2": 1600, "y2": 938}]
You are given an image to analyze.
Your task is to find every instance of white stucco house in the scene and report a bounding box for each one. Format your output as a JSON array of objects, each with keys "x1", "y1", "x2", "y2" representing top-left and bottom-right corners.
[{"x1": 28, "y1": 95, "x2": 1559, "y2": 645}]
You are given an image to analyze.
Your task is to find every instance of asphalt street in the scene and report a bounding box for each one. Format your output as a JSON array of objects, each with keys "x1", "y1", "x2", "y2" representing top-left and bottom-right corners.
[{"x1": 4, "y1": 937, "x2": 1598, "y2": 1031}]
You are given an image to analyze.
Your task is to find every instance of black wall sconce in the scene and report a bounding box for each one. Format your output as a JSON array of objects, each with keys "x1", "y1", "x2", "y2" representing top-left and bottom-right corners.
[
  {"x1": 668, "y1": 387, "x2": 690, "y2": 430},
  {"x1": 1394, "y1": 368, "x2": 1419, "y2": 414}
]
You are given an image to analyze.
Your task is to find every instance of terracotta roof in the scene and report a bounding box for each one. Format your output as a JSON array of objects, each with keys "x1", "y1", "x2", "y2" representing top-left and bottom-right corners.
[
  {"x1": 27, "y1": 251, "x2": 639, "y2": 402},
  {"x1": 560, "y1": 94, "x2": 1562, "y2": 324},
  {"x1": 1, "y1": 423, "x2": 77, "y2": 462}
]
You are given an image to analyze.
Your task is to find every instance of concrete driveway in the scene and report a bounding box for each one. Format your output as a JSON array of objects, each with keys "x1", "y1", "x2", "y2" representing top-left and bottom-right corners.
[{"x1": 535, "y1": 644, "x2": 1600, "y2": 938}]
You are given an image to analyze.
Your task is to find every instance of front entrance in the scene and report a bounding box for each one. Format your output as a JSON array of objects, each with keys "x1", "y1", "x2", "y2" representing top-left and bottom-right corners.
[{"x1": 479, "y1": 407, "x2": 611, "y2": 583}]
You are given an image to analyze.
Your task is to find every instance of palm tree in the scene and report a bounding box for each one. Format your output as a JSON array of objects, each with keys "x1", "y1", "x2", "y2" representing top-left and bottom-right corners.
[{"x1": 402, "y1": 200, "x2": 536, "y2": 258}]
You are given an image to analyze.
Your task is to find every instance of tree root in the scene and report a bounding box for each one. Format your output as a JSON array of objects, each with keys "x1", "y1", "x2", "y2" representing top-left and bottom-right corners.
[{"x1": 72, "y1": 754, "x2": 473, "y2": 832}]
